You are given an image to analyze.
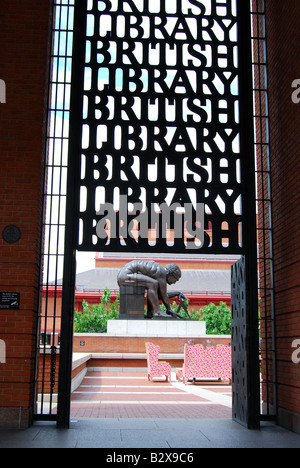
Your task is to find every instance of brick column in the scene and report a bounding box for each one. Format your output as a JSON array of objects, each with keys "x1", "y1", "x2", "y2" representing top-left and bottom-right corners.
[
  {"x1": 265, "y1": 0, "x2": 300, "y2": 433},
  {"x1": 0, "y1": 0, "x2": 52, "y2": 428}
]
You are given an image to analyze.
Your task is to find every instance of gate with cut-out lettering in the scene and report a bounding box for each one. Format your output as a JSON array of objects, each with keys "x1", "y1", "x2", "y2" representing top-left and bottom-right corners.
[
  {"x1": 70, "y1": 0, "x2": 253, "y2": 255},
  {"x1": 51, "y1": 0, "x2": 260, "y2": 428}
]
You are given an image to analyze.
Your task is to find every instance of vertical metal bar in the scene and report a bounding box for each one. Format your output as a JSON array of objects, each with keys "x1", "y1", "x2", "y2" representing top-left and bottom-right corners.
[
  {"x1": 237, "y1": 0, "x2": 261, "y2": 429},
  {"x1": 56, "y1": 0, "x2": 87, "y2": 429},
  {"x1": 262, "y1": 0, "x2": 277, "y2": 418},
  {"x1": 48, "y1": 1, "x2": 63, "y2": 416},
  {"x1": 49, "y1": 2, "x2": 74, "y2": 415},
  {"x1": 256, "y1": 0, "x2": 277, "y2": 419},
  {"x1": 35, "y1": 0, "x2": 59, "y2": 420},
  {"x1": 251, "y1": 0, "x2": 277, "y2": 420},
  {"x1": 256, "y1": 1, "x2": 271, "y2": 416}
]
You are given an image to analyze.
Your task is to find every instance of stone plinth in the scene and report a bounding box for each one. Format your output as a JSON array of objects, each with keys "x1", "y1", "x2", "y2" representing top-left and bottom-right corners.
[{"x1": 107, "y1": 319, "x2": 206, "y2": 337}]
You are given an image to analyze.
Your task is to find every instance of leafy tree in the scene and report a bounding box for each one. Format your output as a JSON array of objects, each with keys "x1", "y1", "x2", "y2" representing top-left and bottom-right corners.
[
  {"x1": 74, "y1": 288, "x2": 120, "y2": 333},
  {"x1": 200, "y1": 302, "x2": 231, "y2": 335}
]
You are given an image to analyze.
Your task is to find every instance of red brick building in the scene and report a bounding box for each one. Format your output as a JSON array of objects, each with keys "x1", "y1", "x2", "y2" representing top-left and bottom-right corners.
[{"x1": 0, "y1": 0, "x2": 300, "y2": 433}]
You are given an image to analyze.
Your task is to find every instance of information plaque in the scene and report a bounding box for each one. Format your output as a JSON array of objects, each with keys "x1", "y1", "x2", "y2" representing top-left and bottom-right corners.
[{"x1": 0, "y1": 292, "x2": 20, "y2": 310}]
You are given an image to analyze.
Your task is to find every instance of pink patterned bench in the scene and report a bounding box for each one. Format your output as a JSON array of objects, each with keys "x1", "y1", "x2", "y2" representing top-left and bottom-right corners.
[
  {"x1": 145, "y1": 342, "x2": 172, "y2": 382},
  {"x1": 176, "y1": 344, "x2": 232, "y2": 384}
]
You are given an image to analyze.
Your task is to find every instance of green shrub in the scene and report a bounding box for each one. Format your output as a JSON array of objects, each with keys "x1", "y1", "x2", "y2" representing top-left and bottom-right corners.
[
  {"x1": 200, "y1": 302, "x2": 231, "y2": 335},
  {"x1": 74, "y1": 287, "x2": 120, "y2": 333},
  {"x1": 74, "y1": 289, "x2": 231, "y2": 336}
]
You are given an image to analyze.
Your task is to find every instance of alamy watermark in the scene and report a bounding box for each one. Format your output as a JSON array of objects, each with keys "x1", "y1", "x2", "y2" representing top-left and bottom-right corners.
[
  {"x1": 0, "y1": 79, "x2": 6, "y2": 104},
  {"x1": 0, "y1": 340, "x2": 6, "y2": 364},
  {"x1": 96, "y1": 196, "x2": 205, "y2": 250},
  {"x1": 292, "y1": 339, "x2": 300, "y2": 364},
  {"x1": 291, "y1": 79, "x2": 300, "y2": 104}
]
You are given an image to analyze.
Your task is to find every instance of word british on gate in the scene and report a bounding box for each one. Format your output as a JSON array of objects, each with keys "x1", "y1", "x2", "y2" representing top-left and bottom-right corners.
[
  {"x1": 77, "y1": 0, "x2": 244, "y2": 253},
  {"x1": 99, "y1": 0, "x2": 208, "y2": 15}
]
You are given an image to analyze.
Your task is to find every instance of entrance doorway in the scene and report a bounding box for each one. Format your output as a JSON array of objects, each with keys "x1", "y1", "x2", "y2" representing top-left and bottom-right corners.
[
  {"x1": 70, "y1": 250, "x2": 233, "y2": 420},
  {"x1": 35, "y1": 0, "x2": 275, "y2": 430}
]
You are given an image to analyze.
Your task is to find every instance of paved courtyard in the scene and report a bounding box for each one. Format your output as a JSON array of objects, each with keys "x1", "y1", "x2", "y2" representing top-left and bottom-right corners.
[
  {"x1": 70, "y1": 369, "x2": 232, "y2": 419},
  {"x1": 2, "y1": 369, "x2": 300, "y2": 448},
  {"x1": 1, "y1": 414, "x2": 300, "y2": 449}
]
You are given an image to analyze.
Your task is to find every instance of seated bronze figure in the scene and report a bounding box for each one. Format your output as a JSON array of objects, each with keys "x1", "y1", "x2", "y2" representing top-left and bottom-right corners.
[{"x1": 117, "y1": 260, "x2": 188, "y2": 319}]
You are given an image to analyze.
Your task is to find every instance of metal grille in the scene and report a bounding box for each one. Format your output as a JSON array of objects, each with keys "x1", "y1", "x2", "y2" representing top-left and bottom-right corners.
[
  {"x1": 35, "y1": 0, "x2": 75, "y2": 420},
  {"x1": 69, "y1": 0, "x2": 256, "y2": 255},
  {"x1": 251, "y1": 0, "x2": 277, "y2": 420}
]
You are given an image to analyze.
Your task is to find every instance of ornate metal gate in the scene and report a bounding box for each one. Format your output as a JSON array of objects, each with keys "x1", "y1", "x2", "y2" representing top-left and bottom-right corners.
[
  {"x1": 54, "y1": 0, "x2": 260, "y2": 428},
  {"x1": 65, "y1": 0, "x2": 255, "y2": 256}
]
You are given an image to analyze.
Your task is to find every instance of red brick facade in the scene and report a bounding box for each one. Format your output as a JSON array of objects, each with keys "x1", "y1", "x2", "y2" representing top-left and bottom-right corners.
[
  {"x1": 264, "y1": 0, "x2": 300, "y2": 432},
  {"x1": 0, "y1": 0, "x2": 52, "y2": 427}
]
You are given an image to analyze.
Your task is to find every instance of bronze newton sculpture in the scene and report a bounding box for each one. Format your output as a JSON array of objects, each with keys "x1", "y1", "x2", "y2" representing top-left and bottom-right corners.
[{"x1": 117, "y1": 260, "x2": 190, "y2": 320}]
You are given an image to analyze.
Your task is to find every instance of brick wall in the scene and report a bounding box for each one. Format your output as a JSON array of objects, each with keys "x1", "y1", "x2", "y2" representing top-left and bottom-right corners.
[
  {"x1": 265, "y1": 0, "x2": 300, "y2": 432},
  {"x1": 73, "y1": 334, "x2": 231, "y2": 354},
  {"x1": 0, "y1": 0, "x2": 52, "y2": 428}
]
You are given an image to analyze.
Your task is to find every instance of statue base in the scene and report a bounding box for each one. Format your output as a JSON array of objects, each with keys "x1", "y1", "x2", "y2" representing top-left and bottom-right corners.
[
  {"x1": 107, "y1": 319, "x2": 206, "y2": 337},
  {"x1": 118, "y1": 315, "x2": 185, "y2": 320}
]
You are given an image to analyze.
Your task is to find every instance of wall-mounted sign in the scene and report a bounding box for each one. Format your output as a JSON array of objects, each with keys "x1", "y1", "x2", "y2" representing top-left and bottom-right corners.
[{"x1": 0, "y1": 292, "x2": 20, "y2": 310}]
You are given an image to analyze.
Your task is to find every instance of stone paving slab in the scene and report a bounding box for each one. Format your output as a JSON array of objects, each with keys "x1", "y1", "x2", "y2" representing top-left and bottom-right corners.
[{"x1": 70, "y1": 370, "x2": 232, "y2": 419}]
